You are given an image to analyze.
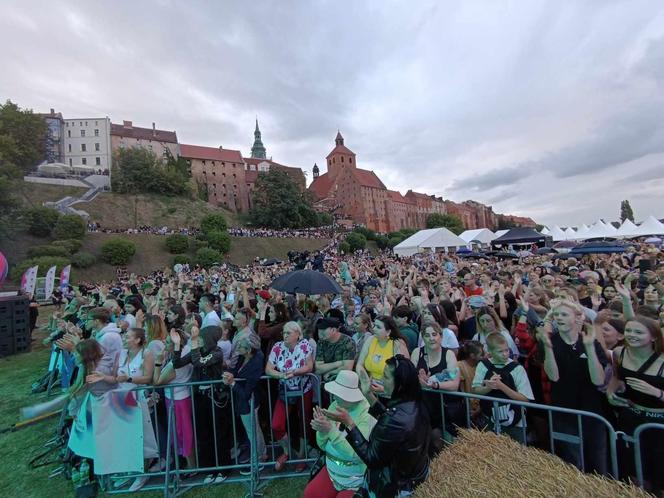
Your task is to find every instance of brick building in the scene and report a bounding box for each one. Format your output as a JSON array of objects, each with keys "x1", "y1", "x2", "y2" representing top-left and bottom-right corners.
[
  {"x1": 180, "y1": 144, "x2": 248, "y2": 212},
  {"x1": 110, "y1": 121, "x2": 179, "y2": 159}
]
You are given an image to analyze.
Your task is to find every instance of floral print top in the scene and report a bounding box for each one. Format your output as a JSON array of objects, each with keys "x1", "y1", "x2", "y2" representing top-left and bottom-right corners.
[{"x1": 268, "y1": 339, "x2": 312, "y2": 393}]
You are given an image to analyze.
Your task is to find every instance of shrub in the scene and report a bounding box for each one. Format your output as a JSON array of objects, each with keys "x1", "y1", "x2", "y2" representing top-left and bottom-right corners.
[
  {"x1": 190, "y1": 238, "x2": 209, "y2": 251},
  {"x1": 27, "y1": 244, "x2": 70, "y2": 259},
  {"x1": 388, "y1": 235, "x2": 404, "y2": 248},
  {"x1": 23, "y1": 207, "x2": 60, "y2": 237},
  {"x1": 200, "y1": 213, "x2": 228, "y2": 234},
  {"x1": 172, "y1": 254, "x2": 191, "y2": 266},
  {"x1": 51, "y1": 239, "x2": 83, "y2": 254},
  {"x1": 53, "y1": 214, "x2": 86, "y2": 240},
  {"x1": 338, "y1": 241, "x2": 351, "y2": 254},
  {"x1": 353, "y1": 226, "x2": 376, "y2": 241},
  {"x1": 375, "y1": 235, "x2": 390, "y2": 250},
  {"x1": 10, "y1": 256, "x2": 71, "y2": 282},
  {"x1": 100, "y1": 237, "x2": 136, "y2": 265},
  {"x1": 165, "y1": 234, "x2": 189, "y2": 254},
  {"x1": 206, "y1": 230, "x2": 231, "y2": 254},
  {"x1": 345, "y1": 232, "x2": 367, "y2": 252},
  {"x1": 195, "y1": 247, "x2": 223, "y2": 268},
  {"x1": 71, "y1": 251, "x2": 96, "y2": 268}
]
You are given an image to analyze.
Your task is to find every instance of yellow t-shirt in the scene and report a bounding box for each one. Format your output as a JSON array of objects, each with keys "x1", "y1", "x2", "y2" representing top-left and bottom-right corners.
[{"x1": 364, "y1": 337, "x2": 394, "y2": 381}]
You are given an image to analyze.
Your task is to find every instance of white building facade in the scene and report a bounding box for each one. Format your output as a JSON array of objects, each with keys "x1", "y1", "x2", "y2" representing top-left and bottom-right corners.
[{"x1": 64, "y1": 117, "x2": 112, "y2": 176}]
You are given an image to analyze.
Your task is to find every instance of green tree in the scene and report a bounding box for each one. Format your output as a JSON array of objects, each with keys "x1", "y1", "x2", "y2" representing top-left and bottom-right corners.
[
  {"x1": 620, "y1": 200, "x2": 635, "y2": 223},
  {"x1": 111, "y1": 147, "x2": 189, "y2": 196},
  {"x1": 338, "y1": 241, "x2": 351, "y2": 254},
  {"x1": 195, "y1": 247, "x2": 223, "y2": 268},
  {"x1": 27, "y1": 245, "x2": 70, "y2": 259},
  {"x1": 165, "y1": 233, "x2": 190, "y2": 254},
  {"x1": 0, "y1": 100, "x2": 47, "y2": 175},
  {"x1": 206, "y1": 230, "x2": 231, "y2": 254},
  {"x1": 345, "y1": 232, "x2": 367, "y2": 252},
  {"x1": 426, "y1": 213, "x2": 464, "y2": 234},
  {"x1": 71, "y1": 252, "x2": 96, "y2": 268},
  {"x1": 53, "y1": 214, "x2": 86, "y2": 240},
  {"x1": 353, "y1": 226, "x2": 376, "y2": 241},
  {"x1": 100, "y1": 237, "x2": 136, "y2": 265},
  {"x1": 200, "y1": 213, "x2": 228, "y2": 234},
  {"x1": 23, "y1": 206, "x2": 60, "y2": 237},
  {"x1": 249, "y1": 170, "x2": 320, "y2": 228}
]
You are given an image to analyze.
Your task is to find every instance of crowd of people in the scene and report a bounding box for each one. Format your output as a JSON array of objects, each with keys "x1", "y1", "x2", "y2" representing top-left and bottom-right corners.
[
  {"x1": 32, "y1": 237, "x2": 664, "y2": 497},
  {"x1": 86, "y1": 222, "x2": 336, "y2": 240}
]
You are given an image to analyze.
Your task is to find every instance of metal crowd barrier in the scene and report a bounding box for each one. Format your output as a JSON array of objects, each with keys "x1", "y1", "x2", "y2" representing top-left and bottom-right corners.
[
  {"x1": 76, "y1": 374, "x2": 661, "y2": 496},
  {"x1": 98, "y1": 373, "x2": 320, "y2": 497}
]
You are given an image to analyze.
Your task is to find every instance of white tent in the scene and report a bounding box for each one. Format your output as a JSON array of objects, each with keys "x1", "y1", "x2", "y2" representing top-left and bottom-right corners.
[
  {"x1": 584, "y1": 220, "x2": 618, "y2": 239},
  {"x1": 459, "y1": 228, "x2": 496, "y2": 245},
  {"x1": 564, "y1": 227, "x2": 576, "y2": 239},
  {"x1": 631, "y1": 215, "x2": 664, "y2": 236},
  {"x1": 549, "y1": 226, "x2": 567, "y2": 241},
  {"x1": 540, "y1": 226, "x2": 550, "y2": 235},
  {"x1": 393, "y1": 228, "x2": 468, "y2": 257},
  {"x1": 494, "y1": 229, "x2": 509, "y2": 239},
  {"x1": 616, "y1": 219, "x2": 638, "y2": 238},
  {"x1": 572, "y1": 224, "x2": 591, "y2": 240}
]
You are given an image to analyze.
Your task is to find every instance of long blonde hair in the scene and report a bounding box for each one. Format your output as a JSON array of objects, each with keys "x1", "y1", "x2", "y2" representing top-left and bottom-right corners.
[{"x1": 69, "y1": 339, "x2": 103, "y2": 397}]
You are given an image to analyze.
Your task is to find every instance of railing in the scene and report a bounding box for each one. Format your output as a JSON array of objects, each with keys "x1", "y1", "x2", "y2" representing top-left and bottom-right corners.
[{"x1": 68, "y1": 375, "x2": 661, "y2": 496}]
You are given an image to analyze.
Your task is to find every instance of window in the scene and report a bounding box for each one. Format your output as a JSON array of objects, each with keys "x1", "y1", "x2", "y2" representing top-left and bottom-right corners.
[
  {"x1": 95, "y1": 157, "x2": 101, "y2": 166},
  {"x1": 94, "y1": 129, "x2": 99, "y2": 136},
  {"x1": 67, "y1": 130, "x2": 71, "y2": 138},
  {"x1": 82, "y1": 158, "x2": 87, "y2": 165},
  {"x1": 95, "y1": 143, "x2": 100, "y2": 151},
  {"x1": 80, "y1": 130, "x2": 85, "y2": 137},
  {"x1": 69, "y1": 158, "x2": 72, "y2": 166},
  {"x1": 341, "y1": 156, "x2": 344, "y2": 163},
  {"x1": 95, "y1": 121, "x2": 98, "y2": 126},
  {"x1": 68, "y1": 144, "x2": 72, "y2": 152},
  {"x1": 79, "y1": 122, "x2": 82, "y2": 126},
  {"x1": 350, "y1": 158, "x2": 352, "y2": 163},
  {"x1": 81, "y1": 144, "x2": 86, "y2": 152}
]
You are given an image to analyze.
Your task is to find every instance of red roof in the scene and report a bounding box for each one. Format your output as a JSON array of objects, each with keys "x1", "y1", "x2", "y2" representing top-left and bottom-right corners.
[
  {"x1": 309, "y1": 172, "x2": 336, "y2": 199},
  {"x1": 111, "y1": 122, "x2": 177, "y2": 143},
  {"x1": 180, "y1": 144, "x2": 243, "y2": 163},
  {"x1": 353, "y1": 168, "x2": 386, "y2": 189},
  {"x1": 405, "y1": 190, "x2": 432, "y2": 199},
  {"x1": 326, "y1": 144, "x2": 356, "y2": 159},
  {"x1": 388, "y1": 189, "x2": 413, "y2": 203}
]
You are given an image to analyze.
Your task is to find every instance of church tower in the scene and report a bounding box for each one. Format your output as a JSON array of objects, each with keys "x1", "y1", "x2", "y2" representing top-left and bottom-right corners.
[
  {"x1": 312, "y1": 163, "x2": 319, "y2": 179},
  {"x1": 250, "y1": 119, "x2": 267, "y2": 159}
]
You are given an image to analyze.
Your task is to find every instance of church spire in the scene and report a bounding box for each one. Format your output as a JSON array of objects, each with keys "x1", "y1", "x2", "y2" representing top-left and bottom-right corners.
[
  {"x1": 251, "y1": 119, "x2": 267, "y2": 159},
  {"x1": 335, "y1": 130, "x2": 344, "y2": 146}
]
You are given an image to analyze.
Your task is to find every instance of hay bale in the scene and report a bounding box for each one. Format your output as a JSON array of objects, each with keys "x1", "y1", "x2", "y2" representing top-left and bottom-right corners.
[{"x1": 414, "y1": 429, "x2": 651, "y2": 498}]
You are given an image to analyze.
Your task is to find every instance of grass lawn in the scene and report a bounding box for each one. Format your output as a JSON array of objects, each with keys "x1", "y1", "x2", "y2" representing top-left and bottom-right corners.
[{"x1": 0, "y1": 308, "x2": 307, "y2": 498}]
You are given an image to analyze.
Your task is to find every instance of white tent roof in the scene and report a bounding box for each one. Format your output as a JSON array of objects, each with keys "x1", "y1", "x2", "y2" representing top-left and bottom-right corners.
[
  {"x1": 632, "y1": 215, "x2": 664, "y2": 236},
  {"x1": 494, "y1": 229, "x2": 509, "y2": 239},
  {"x1": 564, "y1": 227, "x2": 576, "y2": 239},
  {"x1": 459, "y1": 228, "x2": 496, "y2": 244},
  {"x1": 549, "y1": 226, "x2": 567, "y2": 241},
  {"x1": 393, "y1": 228, "x2": 468, "y2": 257},
  {"x1": 616, "y1": 219, "x2": 638, "y2": 237},
  {"x1": 572, "y1": 224, "x2": 591, "y2": 240},
  {"x1": 583, "y1": 220, "x2": 617, "y2": 239},
  {"x1": 540, "y1": 227, "x2": 550, "y2": 235}
]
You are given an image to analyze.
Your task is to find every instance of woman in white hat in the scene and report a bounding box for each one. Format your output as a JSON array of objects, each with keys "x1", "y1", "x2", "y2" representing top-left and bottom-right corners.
[{"x1": 303, "y1": 370, "x2": 376, "y2": 498}]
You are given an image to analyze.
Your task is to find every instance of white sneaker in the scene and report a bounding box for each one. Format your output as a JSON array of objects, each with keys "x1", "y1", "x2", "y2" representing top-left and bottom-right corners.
[
  {"x1": 128, "y1": 475, "x2": 149, "y2": 492},
  {"x1": 203, "y1": 473, "x2": 228, "y2": 484},
  {"x1": 148, "y1": 458, "x2": 166, "y2": 472}
]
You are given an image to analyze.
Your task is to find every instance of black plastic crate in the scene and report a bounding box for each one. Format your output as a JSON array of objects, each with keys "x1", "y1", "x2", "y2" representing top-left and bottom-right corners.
[
  {"x1": 0, "y1": 302, "x2": 12, "y2": 319},
  {"x1": 12, "y1": 316, "x2": 28, "y2": 329},
  {"x1": 0, "y1": 337, "x2": 13, "y2": 357},
  {"x1": 14, "y1": 335, "x2": 30, "y2": 353},
  {"x1": 0, "y1": 323, "x2": 12, "y2": 339}
]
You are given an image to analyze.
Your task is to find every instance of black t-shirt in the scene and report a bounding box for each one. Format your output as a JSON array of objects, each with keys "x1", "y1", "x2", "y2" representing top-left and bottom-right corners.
[{"x1": 549, "y1": 334, "x2": 608, "y2": 414}]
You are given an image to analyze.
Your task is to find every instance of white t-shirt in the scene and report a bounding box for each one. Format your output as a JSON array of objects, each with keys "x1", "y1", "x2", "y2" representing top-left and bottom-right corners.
[
  {"x1": 165, "y1": 344, "x2": 193, "y2": 401},
  {"x1": 216, "y1": 339, "x2": 232, "y2": 364},
  {"x1": 473, "y1": 330, "x2": 519, "y2": 358}
]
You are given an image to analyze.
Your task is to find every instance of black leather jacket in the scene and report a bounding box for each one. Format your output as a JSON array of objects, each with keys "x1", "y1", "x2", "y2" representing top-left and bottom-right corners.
[{"x1": 345, "y1": 399, "x2": 430, "y2": 498}]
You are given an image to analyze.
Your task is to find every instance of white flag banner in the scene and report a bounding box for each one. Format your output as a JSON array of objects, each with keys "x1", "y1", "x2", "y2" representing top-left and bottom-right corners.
[
  {"x1": 21, "y1": 265, "x2": 39, "y2": 296},
  {"x1": 44, "y1": 265, "x2": 57, "y2": 300},
  {"x1": 60, "y1": 264, "x2": 71, "y2": 289}
]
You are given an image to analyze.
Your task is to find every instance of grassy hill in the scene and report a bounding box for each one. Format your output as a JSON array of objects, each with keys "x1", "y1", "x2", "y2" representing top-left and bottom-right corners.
[
  {"x1": 0, "y1": 232, "x2": 329, "y2": 284},
  {"x1": 16, "y1": 182, "x2": 244, "y2": 229}
]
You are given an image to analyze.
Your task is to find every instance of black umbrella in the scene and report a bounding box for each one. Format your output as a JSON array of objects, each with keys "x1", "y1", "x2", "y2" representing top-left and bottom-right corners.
[
  {"x1": 536, "y1": 247, "x2": 558, "y2": 254},
  {"x1": 488, "y1": 251, "x2": 518, "y2": 259},
  {"x1": 269, "y1": 269, "x2": 343, "y2": 295},
  {"x1": 459, "y1": 252, "x2": 487, "y2": 259},
  {"x1": 570, "y1": 240, "x2": 626, "y2": 255},
  {"x1": 261, "y1": 258, "x2": 282, "y2": 266}
]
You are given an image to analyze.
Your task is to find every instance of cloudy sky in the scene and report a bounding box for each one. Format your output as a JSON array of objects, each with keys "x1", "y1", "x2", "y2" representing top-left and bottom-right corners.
[{"x1": 2, "y1": 0, "x2": 664, "y2": 226}]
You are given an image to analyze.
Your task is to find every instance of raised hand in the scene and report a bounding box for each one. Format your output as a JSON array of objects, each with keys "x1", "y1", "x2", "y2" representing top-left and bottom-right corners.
[{"x1": 625, "y1": 377, "x2": 661, "y2": 398}]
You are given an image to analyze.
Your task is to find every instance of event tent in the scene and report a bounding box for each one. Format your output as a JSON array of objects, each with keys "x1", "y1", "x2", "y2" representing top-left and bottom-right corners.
[
  {"x1": 459, "y1": 228, "x2": 496, "y2": 245},
  {"x1": 393, "y1": 228, "x2": 467, "y2": 257},
  {"x1": 572, "y1": 224, "x2": 591, "y2": 240},
  {"x1": 491, "y1": 227, "x2": 548, "y2": 247},
  {"x1": 548, "y1": 226, "x2": 567, "y2": 241},
  {"x1": 564, "y1": 227, "x2": 576, "y2": 239},
  {"x1": 540, "y1": 227, "x2": 550, "y2": 235},
  {"x1": 631, "y1": 216, "x2": 664, "y2": 236},
  {"x1": 493, "y1": 230, "x2": 508, "y2": 239},
  {"x1": 584, "y1": 220, "x2": 618, "y2": 239},
  {"x1": 615, "y1": 219, "x2": 638, "y2": 238}
]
